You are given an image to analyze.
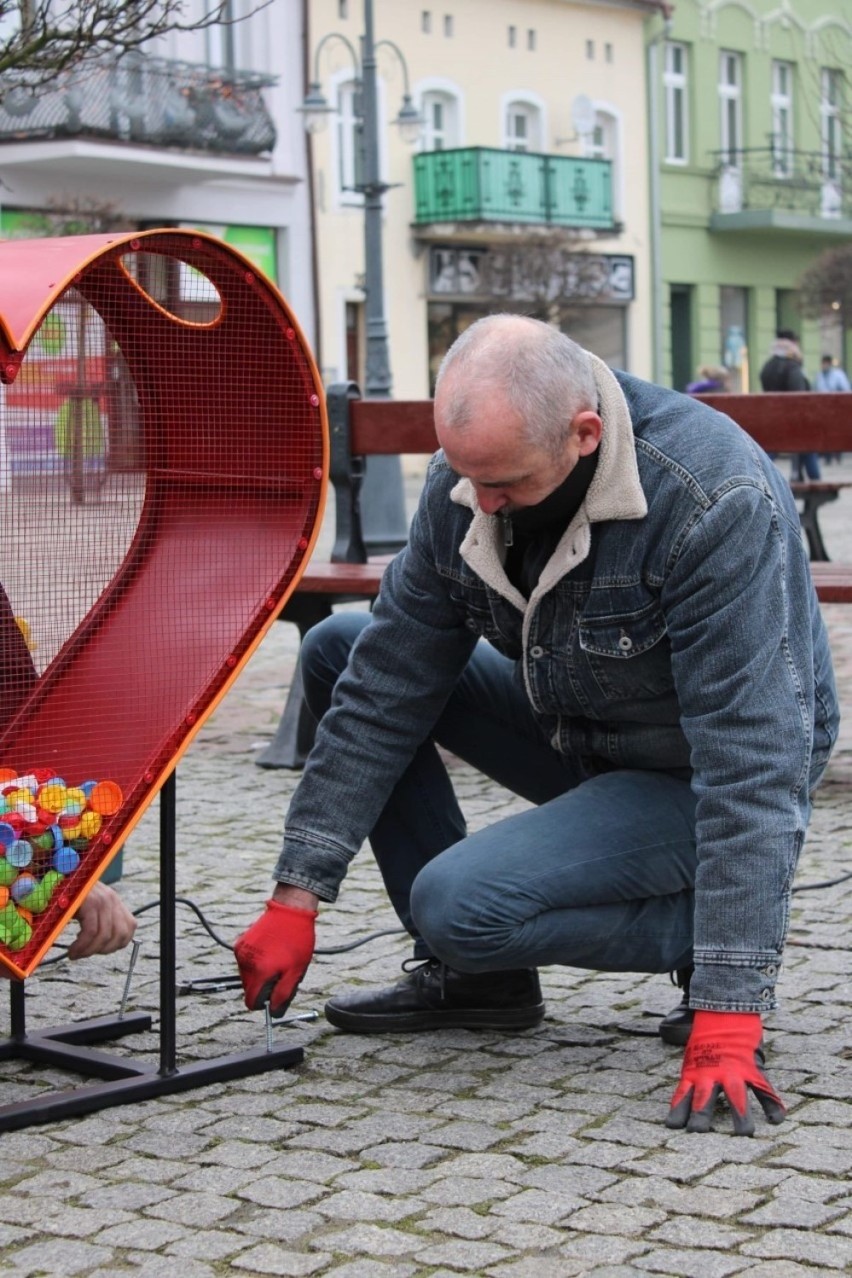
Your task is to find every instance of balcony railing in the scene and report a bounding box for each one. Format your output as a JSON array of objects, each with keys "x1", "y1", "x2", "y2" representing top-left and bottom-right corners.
[
  {"x1": 413, "y1": 147, "x2": 614, "y2": 230},
  {"x1": 0, "y1": 54, "x2": 276, "y2": 155},
  {"x1": 712, "y1": 147, "x2": 848, "y2": 221}
]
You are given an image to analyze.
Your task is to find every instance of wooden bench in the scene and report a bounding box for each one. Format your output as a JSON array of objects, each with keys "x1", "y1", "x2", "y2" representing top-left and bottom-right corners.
[
  {"x1": 257, "y1": 387, "x2": 852, "y2": 769},
  {"x1": 788, "y1": 482, "x2": 852, "y2": 562}
]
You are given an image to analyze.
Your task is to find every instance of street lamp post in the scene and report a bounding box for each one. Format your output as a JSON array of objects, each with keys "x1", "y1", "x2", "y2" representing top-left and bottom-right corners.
[{"x1": 301, "y1": 0, "x2": 422, "y2": 552}]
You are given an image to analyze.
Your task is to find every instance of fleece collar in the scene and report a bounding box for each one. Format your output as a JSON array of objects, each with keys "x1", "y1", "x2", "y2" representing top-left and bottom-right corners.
[{"x1": 449, "y1": 352, "x2": 647, "y2": 612}]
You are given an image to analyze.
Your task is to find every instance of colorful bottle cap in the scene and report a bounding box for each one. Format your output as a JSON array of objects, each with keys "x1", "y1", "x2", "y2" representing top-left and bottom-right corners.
[
  {"x1": 0, "y1": 858, "x2": 16, "y2": 887},
  {"x1": 65, "y1": 787, "x2": 87, "y2": 809},
  {"x1": 79, "y1": 780, "x2": 97, "y2": 797},
  {"x1": 7, "y1": 840, "x2": 32, "y2": 868},
  {"x1": 32, "y1": 824, "x2": 63, "y2": 852},
  {"x1": 0, "y1": 767, "x2": 18, "y2": 785},
  {"x1": 11, "y1": 800, "x2": 36, "y2": 823},
  {"x1": 0, "y1": 797, "x2": 8, "y2": 815},
  {"x1": 0, "y1": 885, "x2": 7, "y2": 907},
  {"x1": 15, "y1": 906, "x2": 32, "y2": 924},
  {"x1": 10, "y1": 874, "x2": 37, "y2": 902},
  {"x1": 37, "y1": 783, "x2": 67, "y2": 814},
  {"x1": 79, "y1": 810, "x2": 102, "y2": 838},
  {"x1": 52, "y1": 847, "x2": 80, "y2": 874},
  {"x1": 31, "y1": 769, "x2": 54, "y2": 784},
  {"x1": 0, "y1": 822, "x2": 16, "y2": 848},
  {"x1": 89, "y1": 781, "x2": 122, "y2": 816}
]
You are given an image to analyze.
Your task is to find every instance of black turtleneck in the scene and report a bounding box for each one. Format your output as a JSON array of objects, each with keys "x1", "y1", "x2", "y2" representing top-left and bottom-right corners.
[{"x1": 502, "y1": 448, "x2": 599, "y2": 596}]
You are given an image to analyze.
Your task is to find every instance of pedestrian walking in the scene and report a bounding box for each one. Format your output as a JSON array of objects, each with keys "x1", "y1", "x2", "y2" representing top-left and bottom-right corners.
[{"x1": 759, "y1": 330, "x2": 818, "y2": 480}]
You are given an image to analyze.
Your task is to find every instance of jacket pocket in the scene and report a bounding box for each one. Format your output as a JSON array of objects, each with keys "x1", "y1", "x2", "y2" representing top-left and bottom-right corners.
[{"x1": 578, "y1": 601, "x2": 673, "y2": 699}]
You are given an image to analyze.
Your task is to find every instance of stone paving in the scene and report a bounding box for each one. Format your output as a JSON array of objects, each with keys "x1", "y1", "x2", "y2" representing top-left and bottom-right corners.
[{"x1": 2, "y1": 455, "x2": 852, "y2": 1277}]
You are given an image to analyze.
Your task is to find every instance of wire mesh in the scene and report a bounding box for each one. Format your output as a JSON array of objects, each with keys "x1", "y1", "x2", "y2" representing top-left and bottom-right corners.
[{"x1": 0, "y1": 230, "x2": 326, "y2": 976}]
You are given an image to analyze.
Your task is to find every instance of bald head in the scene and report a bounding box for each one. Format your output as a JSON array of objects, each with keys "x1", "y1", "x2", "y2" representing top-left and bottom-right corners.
[{"x1": 434, "y1": 314, "x2": 598, "y2": 457}]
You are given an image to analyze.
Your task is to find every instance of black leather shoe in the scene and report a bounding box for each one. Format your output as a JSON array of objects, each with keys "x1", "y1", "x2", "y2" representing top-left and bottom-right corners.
[
  {"x1": 324, "y1": 960, "x2": 545, "y2": 1033},
  {"x1": 659, "y1": 965, "x2": 695, "y2": 1047}
]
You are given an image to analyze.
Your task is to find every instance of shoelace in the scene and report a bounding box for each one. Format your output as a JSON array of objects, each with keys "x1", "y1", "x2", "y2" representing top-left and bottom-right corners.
[{"x1": 401, "y1": 957, "x2": 448, "y2": 1000}]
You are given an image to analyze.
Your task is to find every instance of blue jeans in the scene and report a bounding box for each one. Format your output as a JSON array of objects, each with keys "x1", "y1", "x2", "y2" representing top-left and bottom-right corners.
[
  {"x1": 792, "y1": 452, "x2": 821, "y2": 480},
  {"x1": 301, "y1": 612, "x2": 697, "y2": 977}
]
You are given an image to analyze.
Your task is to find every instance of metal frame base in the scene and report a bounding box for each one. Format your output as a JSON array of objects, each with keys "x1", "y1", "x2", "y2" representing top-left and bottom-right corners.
[{"x1": 0, "y1": 771, "x2": 304, "y2": 1132}]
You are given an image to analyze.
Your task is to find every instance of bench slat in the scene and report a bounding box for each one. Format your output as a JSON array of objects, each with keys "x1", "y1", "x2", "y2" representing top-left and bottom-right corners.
[{"x1": 295, "y1": 559, "x2": 852, "y2": 605}]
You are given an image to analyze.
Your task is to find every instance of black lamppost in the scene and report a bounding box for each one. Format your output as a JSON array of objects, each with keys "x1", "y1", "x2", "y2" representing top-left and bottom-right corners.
[{"x1": 301, "y1": 0, "x2": 422, "y2": 550}]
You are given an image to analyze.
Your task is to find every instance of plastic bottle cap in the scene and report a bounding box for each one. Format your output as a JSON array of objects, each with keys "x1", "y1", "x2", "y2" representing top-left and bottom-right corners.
[
  {"x1": 7, "y1": 841, "x2": 32, "y2": 868},
  {"x1": 89, "y1": 781, "x2": 123, "y2": 816},
  {"x1": 52, "y1": 847, "x2": 80, "y2": 874}
]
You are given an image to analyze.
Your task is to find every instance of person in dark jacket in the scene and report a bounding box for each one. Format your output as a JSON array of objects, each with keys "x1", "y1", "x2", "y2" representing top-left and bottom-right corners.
[
  {"x1": 235, "y1": 315, "x2": 839, "y2": 1137},
  {"x1": 759, "y1": 330, "x2": 818, "y2": 480}
]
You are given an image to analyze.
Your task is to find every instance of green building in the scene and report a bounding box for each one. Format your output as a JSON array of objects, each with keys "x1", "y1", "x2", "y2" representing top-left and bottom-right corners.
[{"x1": 647, "y1": 1, "x2": 852, "y2": 390}]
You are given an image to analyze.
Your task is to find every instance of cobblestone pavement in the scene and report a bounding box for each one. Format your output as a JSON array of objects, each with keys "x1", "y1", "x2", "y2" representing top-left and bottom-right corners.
[{"x1": 2, "y1": 456, "x2": 852, "y2": 1277}]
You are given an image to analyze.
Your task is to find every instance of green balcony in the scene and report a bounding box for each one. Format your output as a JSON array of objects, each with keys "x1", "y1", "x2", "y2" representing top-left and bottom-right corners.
[{"x1": 413, "y1": 147, "x2": 614, "y2": 230}]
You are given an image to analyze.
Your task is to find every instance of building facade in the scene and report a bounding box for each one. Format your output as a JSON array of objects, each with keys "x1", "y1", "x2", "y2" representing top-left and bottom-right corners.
[
  {"x1": 649, "y1": 0, "x2": 852, "y2": 390},
  {"x1": 0, "y1": 1, "x2": 315, "y2": 337},
  {"x1": 306, "y1": 0, "x2": 663, "y2": 398}
]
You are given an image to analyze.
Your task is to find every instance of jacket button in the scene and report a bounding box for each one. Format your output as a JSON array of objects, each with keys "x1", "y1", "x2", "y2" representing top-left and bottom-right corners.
[
  {"x1": 762, "y1": 964, "x2": 778, "y2": 977},
  {"x1": 465, "y1": 619, "x2": 478, "y2": 631},
  {"x1": 530, "y1": 645, "x2": 544, "y2": 658},
  {"x1": 760, "y1": 989, "x2": 771, "y2": 1001},
  {"x1": 618, "y1": 634, "x2": 633, "y2": 652}
]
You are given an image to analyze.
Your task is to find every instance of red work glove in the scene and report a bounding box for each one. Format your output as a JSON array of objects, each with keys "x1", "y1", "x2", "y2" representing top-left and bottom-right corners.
[
  {"x1": 665, "y1": 1010, "x2": 786, "y2": 1136},
  {"x1": 233, "y1": 900, "x2": 317, "y2": 1018}
]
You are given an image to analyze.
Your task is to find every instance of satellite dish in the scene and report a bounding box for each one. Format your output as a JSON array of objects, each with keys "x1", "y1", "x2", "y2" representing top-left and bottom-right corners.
[{"x1": 571, "y1": 94, "x2": 596, "y2": 138}]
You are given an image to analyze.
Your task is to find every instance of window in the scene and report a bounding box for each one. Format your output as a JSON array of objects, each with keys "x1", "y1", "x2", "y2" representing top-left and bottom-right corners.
[
  {"x1": 420, "y1": 90, "x2": 460, "y2": 151},
  {"x1": 771, "y1": 60, "x2": 794, "y2": 177},
  {"x1": 821, "y1": 68, "x2": 843, "y2": 181},
  {"x1": 338, "y1": 0, "x2": 348, "y2": 17},
  {"x1": 504, "y1": 100, "x2": 542, "y2": 152},
  {"x1": 528, "y1": 30, "x2": 536, "y2": 52},
  {"x1": 605, "y1": 43, "x2": 613, "y2": 63},
  {"x1": 585, "y1": 112, "x2": 613, "y2": 161},
  {"x1": 508, "y1": 26, "x2": 516, "y2": 48},
  {"x1": 444, "y1": 14, "x2": 453, "y2": 37},
  {"x1": 586, "y1": 40, "x2": 595, "y2": 60},
  {"x1": 336, "y1": 79, "x2": 361, "y2": 197},
  {"x1": 719, "y1": 51, "x2": 742, "y2": 168},
  {"x1": 582, "y1": 105, "x2": 622, "y2": 218},
  {"x1": 663, "y1": 42, "x2": 688, "y2": 163},
  {"x1": 720, "y1": 286, "x2": 748, "y2": 393},
  {"x1": 422, "y1": 10, "x2": 431, "y2": 33}
]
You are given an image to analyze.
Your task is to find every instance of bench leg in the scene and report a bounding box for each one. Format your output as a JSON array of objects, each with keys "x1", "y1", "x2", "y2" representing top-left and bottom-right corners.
[
  {"x1": 255, "y1": 654, "x2": 317, "y2": 770},
  {"x1": 255, "y1": 597, "x2": 331, "y2": 771}
]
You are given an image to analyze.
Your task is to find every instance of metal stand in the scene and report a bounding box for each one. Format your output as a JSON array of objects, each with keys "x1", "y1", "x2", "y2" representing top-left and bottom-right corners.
[{"x1": 0, "y1": 771, "x2": 303, "y2": 1132}]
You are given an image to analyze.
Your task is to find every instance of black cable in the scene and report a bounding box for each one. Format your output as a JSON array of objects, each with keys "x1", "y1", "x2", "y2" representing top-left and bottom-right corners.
[
  {"x1": 791, "y1": 870, "x2": 852, "y2": 892},
  {"x1": 33, "y1": 868, "x2": 852, "y2": 978}
]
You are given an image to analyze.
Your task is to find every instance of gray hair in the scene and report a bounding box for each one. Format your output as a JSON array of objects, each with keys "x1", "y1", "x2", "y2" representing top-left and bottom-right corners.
[{"x1": 434, "y1": 314, "x2": 598, "y2": 455}]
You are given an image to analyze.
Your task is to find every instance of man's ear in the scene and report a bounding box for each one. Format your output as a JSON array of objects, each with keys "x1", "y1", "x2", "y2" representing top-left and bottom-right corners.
[{"x1": 571, "y1": 410, "x2": 603, "y2": 456}]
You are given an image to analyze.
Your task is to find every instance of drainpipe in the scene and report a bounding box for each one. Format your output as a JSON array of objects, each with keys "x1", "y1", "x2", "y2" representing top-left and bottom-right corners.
[
  {"x1": 646, "y1": 7, "x2": 673, "y2": 386},
  {"x1": 302, "y1": 0, "x2": 322, "y2": 367}
]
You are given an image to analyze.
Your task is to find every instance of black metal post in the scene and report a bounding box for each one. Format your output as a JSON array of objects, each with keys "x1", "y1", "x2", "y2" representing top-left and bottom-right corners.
[{"x1": 356, "y1": 0, "x2": 408, "y2": 553}]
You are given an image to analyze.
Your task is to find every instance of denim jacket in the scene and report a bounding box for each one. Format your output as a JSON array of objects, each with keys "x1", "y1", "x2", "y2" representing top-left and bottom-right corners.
[{"x1": 275, "y1": 364, "x2": 839, "y2": 1013}]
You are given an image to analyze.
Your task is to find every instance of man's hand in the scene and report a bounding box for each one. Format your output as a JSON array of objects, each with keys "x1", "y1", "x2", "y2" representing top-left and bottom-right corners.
[
  {"x1": 67, "y1": 882, "x2": 138, "y2": 960},
  {"x1": 233, "y1": 888, "x2": 318, "y2": 1018},
  {"x1": 665, "y1": 1009, "x2": 786, "y2": 1136}
]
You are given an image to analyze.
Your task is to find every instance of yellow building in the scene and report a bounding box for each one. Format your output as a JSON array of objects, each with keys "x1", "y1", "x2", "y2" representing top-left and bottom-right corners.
[{"x1": 304, "y1": 0, "x2": 665, "y2": 397}]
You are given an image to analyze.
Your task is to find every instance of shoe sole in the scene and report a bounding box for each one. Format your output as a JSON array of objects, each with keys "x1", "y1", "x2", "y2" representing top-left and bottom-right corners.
[
  {"x1": 659, "y1": 1021, "x2": 693, "y2": 1047},
  {"x1": 324, "y1": 1001, "x2": 545, "y2": 1034}
]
